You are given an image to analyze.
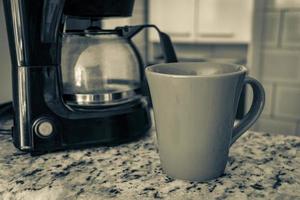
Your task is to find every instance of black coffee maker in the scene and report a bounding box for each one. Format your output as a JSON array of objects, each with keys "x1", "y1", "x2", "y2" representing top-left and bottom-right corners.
[{"x1": 3, "y1": 0, "x2": 177, "y2": 154}]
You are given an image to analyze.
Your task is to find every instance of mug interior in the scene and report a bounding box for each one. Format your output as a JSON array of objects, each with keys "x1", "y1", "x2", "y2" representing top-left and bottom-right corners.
[{"x1": 146, "y1": 62, "x2": 247, "y2": 77}]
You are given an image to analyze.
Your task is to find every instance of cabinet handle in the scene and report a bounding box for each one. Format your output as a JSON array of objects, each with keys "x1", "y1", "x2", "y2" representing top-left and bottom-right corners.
[
  {"x1": 167, "y1": 32, "x2": 190, "y2": 37},
  {"x1": 198, "y1": 33, "x2": 234, "y2": 38}
]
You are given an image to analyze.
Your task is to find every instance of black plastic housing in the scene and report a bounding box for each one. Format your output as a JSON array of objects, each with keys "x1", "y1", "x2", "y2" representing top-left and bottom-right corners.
[{"x1": 64, "y1": 0, "x2": 135, "y2": 18}]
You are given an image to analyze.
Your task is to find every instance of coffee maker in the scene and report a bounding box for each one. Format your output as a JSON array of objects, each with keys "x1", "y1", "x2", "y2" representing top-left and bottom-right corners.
[{"x1": 3, "y1": 0, "x2": 177, "y2": 154}]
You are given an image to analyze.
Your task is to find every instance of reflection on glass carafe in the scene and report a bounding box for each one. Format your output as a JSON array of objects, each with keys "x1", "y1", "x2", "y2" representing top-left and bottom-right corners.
[
  {"x1": 74, "y1": 64, "x2": 105, "y2": 93},
  {"x1": 61, "y1": 29, "x2": 142, "y2": 107}
]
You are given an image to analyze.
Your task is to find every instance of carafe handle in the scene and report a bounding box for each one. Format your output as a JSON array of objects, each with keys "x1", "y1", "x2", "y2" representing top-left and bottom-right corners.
[
  {"x1": 116, "y1": 25, "x2": 178, "y2": 63},
  {"x1": 231, "y1": 77, "x2": 265, "y2": 146}
]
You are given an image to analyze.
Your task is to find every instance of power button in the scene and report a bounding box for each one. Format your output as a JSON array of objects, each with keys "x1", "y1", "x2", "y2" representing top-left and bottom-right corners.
[{"x1": 34, "y1": 119, "x2": 55, "y2": 138}]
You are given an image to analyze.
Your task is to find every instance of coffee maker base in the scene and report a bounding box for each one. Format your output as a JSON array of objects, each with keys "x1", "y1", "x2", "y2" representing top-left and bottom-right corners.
[{"x1": 13, "y1": 101, "x2": 152, "y2": 155}]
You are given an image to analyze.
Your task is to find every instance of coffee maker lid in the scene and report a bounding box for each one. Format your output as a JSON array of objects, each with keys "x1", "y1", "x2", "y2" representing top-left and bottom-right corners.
[{"x1": 64, "y1": 0, "x2": 135, "y2": 18}]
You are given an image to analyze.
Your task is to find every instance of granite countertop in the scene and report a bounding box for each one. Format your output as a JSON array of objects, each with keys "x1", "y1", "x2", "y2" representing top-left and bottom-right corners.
[{"x1": 0, "y1": 128, "x2": 299, "y2": 200}]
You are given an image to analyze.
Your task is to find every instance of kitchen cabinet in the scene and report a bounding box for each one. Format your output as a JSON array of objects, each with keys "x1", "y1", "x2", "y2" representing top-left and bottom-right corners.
[
  {"x1": 149, "y1": 0, "x2": 195, "y2": 42},
  {"x1": 101, "y1": 18, "x2": 131, "y2": 29},
  {"x1": 149, "y1": 0, "x2": 254, "y2": 43},
  {"x1": 196, "y1": 0, "x2": 253, "y2": 43}
]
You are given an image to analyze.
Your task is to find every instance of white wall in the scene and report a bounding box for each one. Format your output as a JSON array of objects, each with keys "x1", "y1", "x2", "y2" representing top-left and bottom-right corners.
[
  {"x1": 0, "y1": 0, "x2": 12, "y2": 103},
  {"x1": 255, "y1": 0, "x2": 300, "y2": 136}
]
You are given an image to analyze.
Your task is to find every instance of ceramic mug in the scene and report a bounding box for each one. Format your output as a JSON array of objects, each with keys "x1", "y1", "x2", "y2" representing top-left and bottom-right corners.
[{"x1": 145, "y1": 62, "x2": 265, "y2": 181}]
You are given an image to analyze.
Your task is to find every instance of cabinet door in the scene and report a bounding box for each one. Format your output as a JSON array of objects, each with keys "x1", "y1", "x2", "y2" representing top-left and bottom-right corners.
[
  {"x1": 196, "y1": 0, "x2": 253, "y2": 43},
  {"x1": 149, "y1": 0, "x2": 195, "y2": 42}
]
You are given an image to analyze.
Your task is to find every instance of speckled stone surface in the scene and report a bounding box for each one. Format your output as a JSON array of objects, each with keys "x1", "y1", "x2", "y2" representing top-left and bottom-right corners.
[{"x1": 0, "y1": 129, "x2": 299, "y2": 200}]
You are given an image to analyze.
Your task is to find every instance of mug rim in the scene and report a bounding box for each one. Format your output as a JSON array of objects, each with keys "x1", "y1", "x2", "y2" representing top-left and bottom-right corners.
[{"x1": 145, "y1": 62, "x2": 248, "y2": 78}]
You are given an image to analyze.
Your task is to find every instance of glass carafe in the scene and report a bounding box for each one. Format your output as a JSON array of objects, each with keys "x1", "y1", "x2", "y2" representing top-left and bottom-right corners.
[{"x1": 61, "y1": 29, "x2": 142, "y2": 107}]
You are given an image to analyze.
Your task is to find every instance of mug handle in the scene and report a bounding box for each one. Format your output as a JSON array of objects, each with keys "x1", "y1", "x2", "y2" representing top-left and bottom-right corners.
[{"x1": 230, "y1": 77, "x2": 265, "y2": 146}]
